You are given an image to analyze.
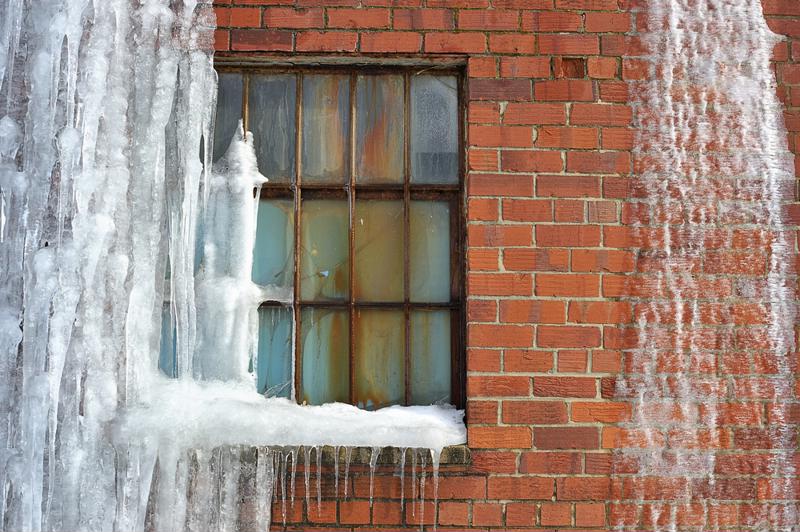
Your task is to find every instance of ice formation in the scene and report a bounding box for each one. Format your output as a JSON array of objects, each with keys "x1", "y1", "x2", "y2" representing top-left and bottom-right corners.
[
  {"x1": 0, "y1": 1, "x2": 464, "y2": 531},
  {"x1": 616, "y1": 0, "x2": 798, "y2": 530}
]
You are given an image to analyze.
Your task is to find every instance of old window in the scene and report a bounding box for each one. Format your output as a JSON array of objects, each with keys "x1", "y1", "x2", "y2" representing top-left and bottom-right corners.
[{"x1": 165, "y1": 65, "x2": 464, "y2": 410}]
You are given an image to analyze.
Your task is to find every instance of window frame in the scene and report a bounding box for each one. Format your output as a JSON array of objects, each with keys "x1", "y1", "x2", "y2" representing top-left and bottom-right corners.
[{"x1": 215, "y1": 63, "x2": 466, "y2": 409}]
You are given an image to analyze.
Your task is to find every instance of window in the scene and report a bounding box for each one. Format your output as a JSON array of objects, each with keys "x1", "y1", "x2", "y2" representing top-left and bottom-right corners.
[{"x1": 165, "y1": 65, "x2": 464, "y2": 410}]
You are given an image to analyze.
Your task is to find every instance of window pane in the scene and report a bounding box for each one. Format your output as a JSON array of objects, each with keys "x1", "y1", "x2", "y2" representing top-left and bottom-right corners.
[
  {"x1": 354, "y1": 200, "x2": 404, "y2": 302},
  {"x1": 300, "y1": 308, "x2": 349, "y2": 405},
  {"x1": 159, "y1": 304, "x2": 176, "y2": 378},
  {"x1": 354, "y1": 309, "x2": 404, "y2": 409},
  {"x1": 249, "y1": 74, "x2": 296, "y2": 182},
  {"x1": 410, "y1": 311, "x2": 451, "y2": 405},
  {"x1": 355, "y1": 75, "x2": 404, "y2": 184},
  {"x1": 410, "y1": 201, "x2": 450, "y2": 302},
  {"x1": 253, "y1": 199, "x2": 294, "y2": 288},
  {"x1": 410, "y1": 75, "x2": 459, "y2": 184},
  {"x1": 302, "y1": 75, "x2": 350, "y2": 184},
  {"x1": 213, "y1": 73, "x2": 243, "y2": 162},
  {"x1": 256, "y1": 307, "x2": 292, "y2": 398},
  {"x1": 300, "y1": 200, "x2": 349, "y2": 301}
]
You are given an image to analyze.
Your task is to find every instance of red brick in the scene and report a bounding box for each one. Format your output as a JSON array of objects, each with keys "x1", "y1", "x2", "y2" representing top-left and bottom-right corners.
[
  {"x1": 231, "y1": 29, "x2": 292, "y2": 51},
  {"x1": 437, "y1": 502, "x2": 468, "y2": 526},
  {"x1": 394, "y1": 8, "x2": 454, "y2": 29},
  {"x1": 534, "y1": 376, "x2": 597, "y2": 397},
  {"x1": 468, "y1": 248, "x2": 499, "y2": 270},
  {"x1": 558, "y1": 350, "x2": 587, "y2": 372},
  {"x1": 538, "y1": 325, "x2": 602, "y2": 348},
  {"x1": 504, "y1": 350, "x2": 554, "y2": 372},
  {"x1": 576, "y1": 503, "x2": 606, "y2": 527},
  {"x1": 373, "y1": 501, "x2": 402, "y2": 524},
  {"x1": 502, "y1": 198, "x2": 552, "y2": 221},
  {"x1": 296, "y1": 31, "x2": 358, "y2": 51},
  {"x1": 539, "y1": 34, "x2": 599, "y2": 55},
  {"x1": 467, "y1": 400, "x2": 499, "y2": 424},
  {"x1": 536, "y1": 225, "x2": 601, "y2": 247},
  {"x1": 489, "y1": 33, "x2": 536, "y2": 54},
  {"x1": 469, "y1": 79, "x2": 532, "y2": 101},
  {"x1": 588, "y1": 56, "x2": 619, "y2": 78},
  {"x1": 215, "y1": 30, "x2": 230, "y2": 50},
  {"x1": 469, "y1": 224, "x2": 532, "y2": 246},
  {"x1": 571, "y1": 401, "x2": 631, "y2": 422},
  {"x1": 572, "y1": 249, "x2": 635, "y2": 272},
  {"x1": 360, "y1": 31, "x2": 421, "y2": 52},
  {"x1": 425, "y1": 32, "x2": 487, "y2": 53},
  {"x1": 468, "y1": 56, "x2": 498, "y2": 78},
  {"x1": 585, "y1": 12, "x2": 631, "y2": 32},
  {"x1": 468, "y1": 426, "x2": 532, "y2": 448},
  {"x1": 436, "y1": 476, "x2": 488, "y2": 499},
  {"x1": 503, "y1": 248, "x2": 570, "y2": 271},
  {"x1": 263, "y1": 7, "x2": 323, "y2": 28},
  {"x1": 523, "y1": 12, "x2": 582, "y2": 32},
  {"x1": 557, "y1": 477, "x2": 611, "y2": 500},
  {"x1": 568, "y1": 301, "x2": 632, "y2": 323},
  {"x1": 504, "y1": 103, "x2": 567, "y2": 124},
  {"x1": 571, "y1": 103, "x2": 633, "y2": 126},
  {"x1": 470, "y1": 125, "x2": 533, "y2": 147},
  {"x1": 469, "y1": 324, "x2": 533, "y2": 347},
  {"x1": 541, "y1": 502, "x2": 572, "y2": 526},
  {"x1": 469, "y1": 174, "x2": 534, "y2": 196},
  {"x1": 469, "y1": 102, "x2": 501, "y2": 123},
  {"x1": 566, "y1": 151, "x2": 630, "y2": 174},
  {"x1": 472, "y1": 502, "x2": 503, "y2": 526},
  {"x1": 500, "y1": 300, "x2": 565, "y2": 324},
  {"x1": 340, "y1": 500, "x2": 370, "y2": 524},
  {"x1": 487, "y1": 477, "x2": 554, "y2": 499},
  {"x1": 521, "y1": 451, "x2": 582, "y2": 474},
  {"x1": 506, "y1": 502, "x2": 537, "y2": 526},
  {"x1": 535, "y1": 80, "x2": 596, "y2": 101},
  {"x1": 328, "y1": 8, "x2": 389, "y2": 28},
  {"x1": 536, "y1": 127, "x2": 599, "y2": 148},
  {"x1": 500, "y1": 57, "x2": 552, "y2": 78},
  {"x1": 503, "y1": 401, "x2": 568, "y2": 424},
  {"x1": 501, "y1": 151, "x2": 564, "y2": 172},
  {"x1": 228, "y1": 7, "x2": 261, "y2": 27},
  {"x1": 537, "y1": 174, "x2": 600, "y2": 196},
  {"x1": 458, "y1": 10, "x2": 520, "y2": 30},
  {"x1": 468, "y1": 272, "x2": 532, "y2": 296},
  {"x1": 468, "y1": 198, "x2": 499, "y2": 221}
]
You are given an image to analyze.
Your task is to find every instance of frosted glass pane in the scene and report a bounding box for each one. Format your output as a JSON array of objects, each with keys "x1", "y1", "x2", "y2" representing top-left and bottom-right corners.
[
  {"x1": 300, "y1": 200, "x2": 349, "y2": 301},
  {"x1": 410, "y1": 311, "x2": 451, "y2": 405},
  {"x1": 158, "y1": 304, "x2": 176, "y2": 378},
  {"x1": 252, "y1": 200, "x2": 294, "y2": 288},
  {"x1": 213, "y1": 73, "x2": 243, "y2": 162},
  {"x1": 302, "y1": 75, "x2": 350, "y2": 184},
  {"x1": 301, "y1": 308, "x2": 349, "y2": 405},
  {"x1": 354, "y1": 201, "x2": 404, "y2": 302},
  {"x1": 410, "y1": 201, "x2": 450, "y2": 302},
  {"x1": 410, "y1": 75, "x2": 458, "y2": 184},
  {"x1": 249, "y1": 75, "x2": 296, "y2": 182},
  {"x1": 354, "y1": 310, "x2": 405, "y2": 409},
  {"x1": 257, "y1": 307, "x2": 292, "y2": 398},
  {"x1": 356, "y1": 75, "x2": 404, "y2": 184}
]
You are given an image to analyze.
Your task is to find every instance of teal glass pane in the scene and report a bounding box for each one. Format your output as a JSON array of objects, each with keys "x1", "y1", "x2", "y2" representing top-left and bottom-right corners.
[
  {"x1": 300, "y1": 308, "x2": 349, "y2": 405},
  {"x1": 355, "y1": 75, "x2": 404, "y2": 184},
  {"x1": 252, "y1": 199, "x2": 294, "y2": 288},
  {"x1": 302, "y1": 75, "x2": 350, "y2": 184},
  {"x1": 213, "y1": 72, "x2": 243, "y2": 162},
  {"x1": 249, "y1": 74, "x2": 296, "y2": 182},
  {"x1": 159, "y1": 304, "x2": 176, "y2": 378},
  {"x1": 256, "y1": 307, "x2": 292, "y2": 398},
  {"x1": 354, "y1": 201, "x2": 404, "y2": 302},
  {"x1": 410, "y1": 311, "x2": 451, "y2": 405},
  {"x1": 354, "y1": 309, "x2": 405, "y2": 409},
  {"x1": 410, "y1": 201, "x2": 450, "y2": 303},
  {"x1": 300, "y1": 200, "x2": 349, "y2": 302},
  {"x1": 410, "y1": 75, "x2": 458, "y2": 184}
]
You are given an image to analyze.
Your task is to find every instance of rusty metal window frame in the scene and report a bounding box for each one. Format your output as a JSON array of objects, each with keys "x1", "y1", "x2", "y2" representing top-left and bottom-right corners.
[{"x1": 218, "y1": 64, "x2": 466, "y2": 409}]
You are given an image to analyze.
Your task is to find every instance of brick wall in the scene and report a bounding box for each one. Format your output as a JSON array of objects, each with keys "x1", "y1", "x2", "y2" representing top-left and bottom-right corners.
[{"x1": 212, "y1": 0, "x2": 800, "y2": 529}]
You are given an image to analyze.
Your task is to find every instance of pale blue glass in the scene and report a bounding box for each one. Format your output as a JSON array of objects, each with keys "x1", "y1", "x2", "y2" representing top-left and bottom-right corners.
[
  {"x1": 158, "y1": 304, "x2": 176, "y2": 378},
  {"x1": 410, "y1": 201, "x2": 451, "y2": 302},
  {"x1": 252, "y1": 199, "x2": 294, "y2": 288},
  {"x1": 300, "y1": 200, "x2": 349, "y2": 301},
  {"x1": 410, "y1": 75, "x2": 458, "y2": 184},
  {"x1": 300, "y1": 308, "x2": 349, "y2": 405},
  {"x1": 410, "y1": 310, "x2": 451, "y2": 405},
  {"x1": 256, "y1": 307, "x2": 292, "y2": 398}
]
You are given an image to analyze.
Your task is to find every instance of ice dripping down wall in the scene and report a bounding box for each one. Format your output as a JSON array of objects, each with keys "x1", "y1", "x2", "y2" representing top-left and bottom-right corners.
[
  {"x1": 614, "y1": 0, "x2": 799, "y2": 530},
  {"x1": 0, "y1": 1, "x2": 464, "y2": 531}
]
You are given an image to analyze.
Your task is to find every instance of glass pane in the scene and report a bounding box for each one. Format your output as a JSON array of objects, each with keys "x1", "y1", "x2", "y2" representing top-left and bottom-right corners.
[
  {"x1": 410, "y1": 311, "x2": 451, "y2": 405},
  {"x1": 253, "y1": 199, "x2": 294, "y2": 288},
  {"x1": 300, "y1": 308, "x2": 349, "y2": 405},
  {"x1": 411, "y1": 76, "x2": 458, "y2": 184},
  {"x1": 159, "y1": 304, "x2": 176, "y2": 378},
  {"x1": 256, "y1": 307, "x2": 292, "y2": 398},
  {"x1": 302, "y1": 75, "x2": 350, "y2": 184},
  {"x1": 354, "y1": 200, "x2": 404, "y2": 302},
  {"x1": 410, "y1": 201, "x2": 450, "y2": 302},
  {"x1": 249, "y1": 74, "x2": 296, "y2": 182},
  {"x1": 356, "y1": 75, "x2": 404, "y2": 184},
  {"x1": 300, "y1": 200, "x2": 349, "y2": 301},
  {"x1": 213, "y1": 73, "x2": 243, "y2": 162},
  {"x1": 354, "y1": 309, "x2": 405, "y2": 409}
]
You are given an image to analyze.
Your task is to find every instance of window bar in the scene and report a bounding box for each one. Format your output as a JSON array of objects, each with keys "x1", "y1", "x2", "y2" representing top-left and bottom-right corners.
[
  {"x1": 293, "y1": 73, "x2": 303, "y2": 402},
  {"x1": 403, "y1": 73, "x2": 412, "y2": 407},
  {"x1": 348, "y1": 73, "x2": 357, "y2": 405},
  {"x1": 242, "y1": 73, "x2": 250, "y2": 134}
]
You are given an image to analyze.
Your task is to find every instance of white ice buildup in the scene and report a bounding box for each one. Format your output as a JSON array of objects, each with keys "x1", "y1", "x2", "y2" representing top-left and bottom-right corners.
[{"x1": 0, "y1": 1, "x2": 464, "y2": 531}]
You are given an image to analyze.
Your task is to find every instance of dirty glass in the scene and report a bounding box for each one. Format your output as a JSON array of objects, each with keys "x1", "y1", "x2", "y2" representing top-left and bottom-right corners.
[
  {"x1": 410, "y1": 311, "x2": 451, "y2": 405},
  {"x1": 355, "y1": 75, "x2": 404, "y2": 184},
  {"x1": 300, "y1": 308, "x2": 349, "y2": 405},
  {"x1": 354, "y1": 310, "x2": 405, "y2": 409},
  {"x1": 410, "y1": 75, "x2": 459, "y2": 184},
  {"x1": 252, "y1": 199, "x2": 294, "y2": 288},
  {"x1": 410, "y1": 201, "x2": 451, "y2": 302},
  {"x1": 300, "y1": 200, "x2": 349, "y2": 301},
  {"x1": 256, "y1": 307, "x2": 292, "y2": 398},
  {"x1": 302, "y1": 75, "x2": 350, "y2": 184},
  {"x1": 249, "y1": 75, "x2": 296, "y2": 182},
  {"x1": 354, "y1": 200, "x2": 404, "y2": 302},
  {"x1": 213, "y1": 73, "x2": 243, "y2": 162}
]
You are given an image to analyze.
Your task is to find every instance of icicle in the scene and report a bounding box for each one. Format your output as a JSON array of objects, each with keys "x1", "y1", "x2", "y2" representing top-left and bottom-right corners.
[
  {"x1": 315, "y1": 445, "x2": 322, "y2": 516},
  {"x1": 368, "y1": 446, "x2": 380, "y2": 508},
  {"x1": 431, "y1": 448, "x2": 440, "y2": 532},
  {"x1": 343, "y1": 446, "x2": 353, "y2": 499},
  {"x1": 280, "y1": 450, "x2": 288, "y2": 525},
  {"x1": 303, "y1": 446, "x2": 311, "y2": 514},
  {"x1": 411, "y1": 449, "x2": 417, "y2": 516},
  {"x1": 255, "y1": 448, "x2": 274, "y2": 529},
  {"x1": 218, "y1": 447, "x2": 241, "y2": 532},
  {"x1": 398, "y1": 447, "x2": 407, "y2": 512},
  {"x1": 419, "y1": 450, "x2": 428, "y2": 530},
  {"x1": 333, "y1": 445, "x2": 340, "y2": 498}
]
